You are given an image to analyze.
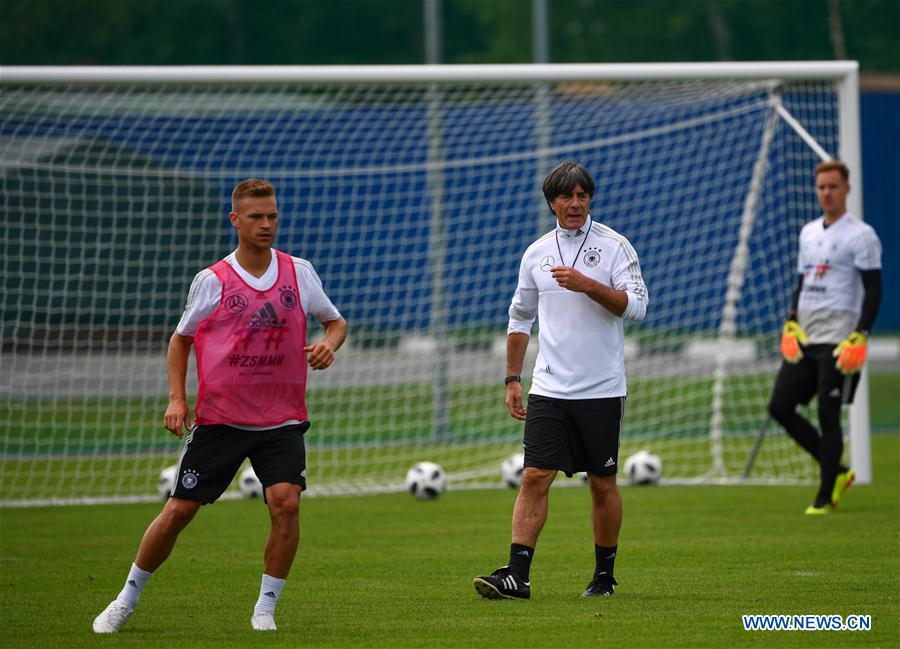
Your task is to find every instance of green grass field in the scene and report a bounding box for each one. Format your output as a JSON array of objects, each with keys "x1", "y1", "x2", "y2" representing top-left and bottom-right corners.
[
  {"x1": 1, "y1": 434, "x2": 897, "y2": 648},
  {"x1": 5, "y1": 372, "x2": 898, "y2": 455},
  {"x1": 2, "y1": 372, "x2": 896, "y2": 500}
]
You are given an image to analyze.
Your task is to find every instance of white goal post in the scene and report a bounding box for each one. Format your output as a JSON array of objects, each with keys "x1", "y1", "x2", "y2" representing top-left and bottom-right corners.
[{"x1": 0, "y1": 61, "x2": 868, "y2": 506}]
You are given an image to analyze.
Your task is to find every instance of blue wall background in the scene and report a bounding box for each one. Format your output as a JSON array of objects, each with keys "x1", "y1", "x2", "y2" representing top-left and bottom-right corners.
[
  {"x1": 3, "y1": 84, "x2": 897, "y2": 340},
  {"x1": 860, "y1": 91, "x2": 899, "y2": 333}
]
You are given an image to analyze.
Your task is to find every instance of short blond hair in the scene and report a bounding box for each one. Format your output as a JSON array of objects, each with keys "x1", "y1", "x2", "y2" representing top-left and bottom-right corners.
[
  {"x1": 232, "y1": 178, "x2": 275, "y2": 211},
  {"x1": 814, "y1": 160, "x2": 849, "y2": 182}
]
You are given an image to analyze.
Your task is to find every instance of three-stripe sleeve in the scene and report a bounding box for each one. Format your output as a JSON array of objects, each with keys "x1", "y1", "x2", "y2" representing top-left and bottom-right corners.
[{"x1": 611, "y1": 237, "x2": 648, "y2": 322}]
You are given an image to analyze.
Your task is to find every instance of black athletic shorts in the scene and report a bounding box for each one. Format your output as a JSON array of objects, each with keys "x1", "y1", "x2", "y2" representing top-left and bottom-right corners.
[
  {"x1": 772, "y1": 343, "x2": 861, "y2": 406},
  {"x1": 171, "y1": 422, "x2": 309, "y2": 503},
  {"x1": 523, "y1": 394, "x2": 624, "y2": 478}
]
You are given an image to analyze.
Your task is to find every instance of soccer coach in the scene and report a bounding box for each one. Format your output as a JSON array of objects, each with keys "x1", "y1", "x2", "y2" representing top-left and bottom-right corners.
[{"x1": 474, "y1": 161, "x2": 649, "y2": 600}]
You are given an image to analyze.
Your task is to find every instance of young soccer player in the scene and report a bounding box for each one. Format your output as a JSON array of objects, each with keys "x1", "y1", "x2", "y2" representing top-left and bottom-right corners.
[
  {"x1": 474, "y1": 161, "x2": 648, "y2": 599},
  {"x1": 769, "y1": 160, "x2": 882, "y2": 515},
  {"x1": 93, "y1": 179, "x2": 347, "y2": 632}
]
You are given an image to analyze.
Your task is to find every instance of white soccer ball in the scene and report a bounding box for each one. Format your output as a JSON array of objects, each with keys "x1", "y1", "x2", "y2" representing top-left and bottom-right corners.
[
  {"x1": 157, "y1": 465, "x2": 178, "y2": 499},
  {"x1": 239, "y1": 466, "x2": 264, "y2": 498},
  {"x1": 500, "y1": 453, "x2": 525, "y2": 488},
  {"x1": 405, "y1": 461, "x2": 447, "y2": 500},
  {"x1": 624, "y1": 450, "x2": 662, "y2": 485}
]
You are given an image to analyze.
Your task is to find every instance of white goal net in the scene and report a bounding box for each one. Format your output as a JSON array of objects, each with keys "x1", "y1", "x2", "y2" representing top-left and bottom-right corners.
[{"x1": 0, "y1": 63, "x2": 866, "y2": 505}]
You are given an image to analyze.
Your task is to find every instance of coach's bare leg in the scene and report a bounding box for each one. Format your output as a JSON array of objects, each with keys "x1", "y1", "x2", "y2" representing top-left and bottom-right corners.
[
  {"x1": 511, "y1": 468, "x2": 557, "y2": 547},
  {"x1": 588, "y1": 475, "x2": 622, "y2": 546},
  {"x1": 134, "y1": 497, "x2": 202, "y2": 572},
  {"x1": 263, "y1": 482, "x2": 302, "y2": 578}
]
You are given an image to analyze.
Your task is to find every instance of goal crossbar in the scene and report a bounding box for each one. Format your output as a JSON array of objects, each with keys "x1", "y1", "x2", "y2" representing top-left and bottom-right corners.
[{"x1": 1, "y1": 61, "x2": 859, "y2": 85}]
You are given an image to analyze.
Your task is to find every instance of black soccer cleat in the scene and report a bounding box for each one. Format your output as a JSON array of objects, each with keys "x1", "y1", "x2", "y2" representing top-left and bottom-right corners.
[
  {"x1": 473, "y1": 566, "x2": 531, "y2": 600},
  {"x1": 581, "y1": 572, "x2": 617, "y2": 597}
]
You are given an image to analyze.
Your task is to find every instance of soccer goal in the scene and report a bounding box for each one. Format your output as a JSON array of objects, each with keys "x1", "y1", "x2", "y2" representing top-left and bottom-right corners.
[{"x1": 0, "y1": 62, "x2": 867, "y2": 505}]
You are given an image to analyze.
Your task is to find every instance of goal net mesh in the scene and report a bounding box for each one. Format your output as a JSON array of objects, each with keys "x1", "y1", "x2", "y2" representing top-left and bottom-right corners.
[{"x1": 0, "y1": 74, "x2": 843, "y2": 504}]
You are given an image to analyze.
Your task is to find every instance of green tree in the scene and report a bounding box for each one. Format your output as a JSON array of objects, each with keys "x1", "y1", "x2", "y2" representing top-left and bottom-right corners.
[
  {"x1": 2, "y1": 0, "x2": 898, "y2": 71},
  {"x1": 2, "y1": 0, "x2": 422, "y2": 65},
  {"x1": 841, "y1": 0, "x2": 900, "y2": 72},
  {"x1": 444, "y1": 0, "x2": 531, "y2": 63}
]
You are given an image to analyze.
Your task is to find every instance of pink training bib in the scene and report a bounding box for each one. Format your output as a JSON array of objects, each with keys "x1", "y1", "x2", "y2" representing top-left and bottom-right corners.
[{"x1": 193, "y1": 250, "x2": 308, "y2": 426}]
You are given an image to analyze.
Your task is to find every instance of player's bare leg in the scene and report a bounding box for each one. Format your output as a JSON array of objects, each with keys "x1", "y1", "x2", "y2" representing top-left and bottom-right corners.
[
  {"x1": 252, "y1": 482, "x2": 301, "y2": 631},
  {"x1": 263, "y1": 482, "x2": 302, "y2": 577},
  {"x1": 134, "y1": 497, "x2": 203, "y2": 571},
  {"x1": 93, "y1": 497, "x2": 201, "y2": 633}
]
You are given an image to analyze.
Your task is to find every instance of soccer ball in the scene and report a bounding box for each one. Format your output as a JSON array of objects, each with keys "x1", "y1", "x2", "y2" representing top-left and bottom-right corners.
[
  {"x1": 624, "y1": 450, "x2": 662, "y2": 485},
  {"x1": 239, "y1": 466, "x2": 264, "y2": 498},
  {"x1": 500, "y1": 453, "x2": 525, "y2": 488},
  {"x1": 405, "y1": 461, "x2": 447, "y2": 500},
  {"x1": 157, "y1": 465, "x2": 178, "y2": 499}
]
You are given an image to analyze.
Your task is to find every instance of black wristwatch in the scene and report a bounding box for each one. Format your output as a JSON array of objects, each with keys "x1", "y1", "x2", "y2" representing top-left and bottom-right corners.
[{"x1": 504, "y1": 375, "x2": 522, "y2": 385}]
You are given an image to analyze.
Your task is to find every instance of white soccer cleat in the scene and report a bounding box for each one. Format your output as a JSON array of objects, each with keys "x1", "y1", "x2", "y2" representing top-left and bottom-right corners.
[
  {"x1": 251, "y1": 609, "x2": 277, "y2": 631},
  {"x1": 92, "y1": 600, "x2": 133, "y2": 633}
]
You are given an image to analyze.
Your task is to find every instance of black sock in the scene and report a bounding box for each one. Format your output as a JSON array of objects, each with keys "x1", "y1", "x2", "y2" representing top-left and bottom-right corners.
[
  {"x1": 508, "y1": 543, "x2": 534, "y2": 580},
  {"x1": 595, "y1": 544, "x2": 617, "y2": 577}
]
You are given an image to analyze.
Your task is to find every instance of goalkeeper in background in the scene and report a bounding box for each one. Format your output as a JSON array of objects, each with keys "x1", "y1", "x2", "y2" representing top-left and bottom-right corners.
[{"x1": 769, "y1": 160, "x2": 882, "y2": 515}]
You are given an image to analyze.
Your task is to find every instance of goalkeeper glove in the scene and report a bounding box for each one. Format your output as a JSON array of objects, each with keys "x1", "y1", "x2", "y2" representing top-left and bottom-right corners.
[
  {"x1": 833, "y1": 331, "x2": 868, "y2": 375},
  {"x1": 780, "y1": 320, "x2": 808, "y2": 364}
]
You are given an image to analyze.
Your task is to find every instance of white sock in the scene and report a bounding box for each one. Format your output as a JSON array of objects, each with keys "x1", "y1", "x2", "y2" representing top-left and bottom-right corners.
[
  {"x1": 254, "y1": 574, "x2": 286, "y2": 614},
  {"x1": 115, "y1": 563, "x2": 153, "y2": 609}
]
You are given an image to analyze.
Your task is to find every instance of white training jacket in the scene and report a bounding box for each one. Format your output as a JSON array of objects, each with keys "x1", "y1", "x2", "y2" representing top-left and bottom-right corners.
[
  {"x1": 796, "y1": 212, "x2": 882, "y2": 344},
  {"x1": 508, "y1": 216, "x2": 648, "y2": 400}
]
